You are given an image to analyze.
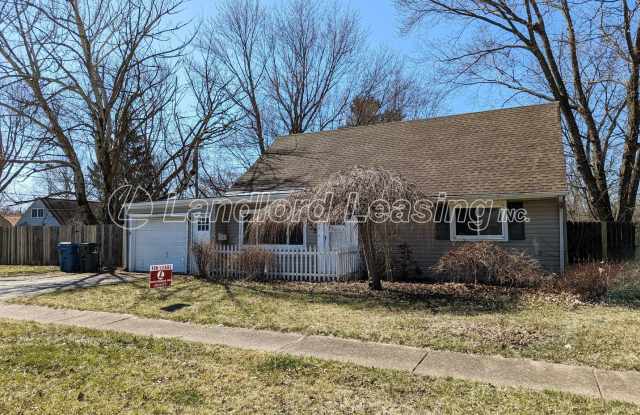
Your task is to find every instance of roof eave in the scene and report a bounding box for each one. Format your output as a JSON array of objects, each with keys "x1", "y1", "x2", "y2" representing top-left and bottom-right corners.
[
  {"x1": 125, "y1": 190, "x2": 299, "y2": 213},
  {"x1": 438, "y1": 191, "x2": 567, "y2": 200}
]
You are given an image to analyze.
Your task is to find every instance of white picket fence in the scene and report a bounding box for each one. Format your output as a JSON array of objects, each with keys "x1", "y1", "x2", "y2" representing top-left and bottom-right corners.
[{"x1": 210, "y1": 245, "x2": 362, "y2": 282}]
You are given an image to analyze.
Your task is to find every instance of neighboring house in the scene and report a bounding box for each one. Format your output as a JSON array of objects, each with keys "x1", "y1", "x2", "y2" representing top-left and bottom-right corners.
[
  {"x1": 0, "y1": 213, "x2": 21, "y2": 228},
  {"x1": 16, "y1": 198, "x2": 102, "y2": 227},
  {"x1": 123, "y1": 103, "x2": 567, "y2": 277}
]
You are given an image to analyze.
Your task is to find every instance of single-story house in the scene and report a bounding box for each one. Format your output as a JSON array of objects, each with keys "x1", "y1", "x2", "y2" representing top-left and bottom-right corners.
[
  {"x1": 16, "y1": 197, "x2": 102, "y2": 227},
  {"x1": 0, "y1": 213, "x2": 21, "y2": 228},
  {"x1": 123, "y1": 103, "x2": 567, "y2": 278}
]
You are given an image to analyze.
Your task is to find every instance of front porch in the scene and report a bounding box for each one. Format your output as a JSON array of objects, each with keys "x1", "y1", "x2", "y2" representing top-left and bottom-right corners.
[
  {"x1": 208, "y1": 245, "x2": 362, "y2": 282},
  {"x1": 124, "y1": 192, "x2": 363, "y2": 281},
  {"x1": 196, "y1": 196, "x2": 362, "y2": 281}
]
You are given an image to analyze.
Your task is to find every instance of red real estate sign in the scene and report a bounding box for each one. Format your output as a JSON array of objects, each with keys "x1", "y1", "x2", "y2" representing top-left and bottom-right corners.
[{"x1": 149, "y1": 264, "x2": 173, "y2": 288}]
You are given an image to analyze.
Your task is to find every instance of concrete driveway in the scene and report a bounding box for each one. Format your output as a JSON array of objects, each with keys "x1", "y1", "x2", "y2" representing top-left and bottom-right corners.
[{"x1": 0, "y1": 271, "x2": 145, "y2": 300}]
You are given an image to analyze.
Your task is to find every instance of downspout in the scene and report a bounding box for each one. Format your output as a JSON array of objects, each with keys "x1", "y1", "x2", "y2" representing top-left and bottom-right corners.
[
  {"x1": 559, "y1": 196, "x2": 566, "y2": 274},
  {"x1": 187, "y1": 213, "x2": 192, "y2": 275},
  {"x1": 122, "y1": 205, "x2": 128, "y2": 271}
]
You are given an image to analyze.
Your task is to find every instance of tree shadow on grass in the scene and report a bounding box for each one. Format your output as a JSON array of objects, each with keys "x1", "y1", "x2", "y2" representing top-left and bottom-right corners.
[
  {"x1": 220, "y1": 281, "x2": 252, "y2": 315},
  {"x1": 206, "y1": 280, "x2": 525, "y2": 317},
  {"x1": 127, "y1": 276, "x2": 256, "y2": 317},
  {"x1": 130, "y1": 277, "x2": 211, "y2": 304}
]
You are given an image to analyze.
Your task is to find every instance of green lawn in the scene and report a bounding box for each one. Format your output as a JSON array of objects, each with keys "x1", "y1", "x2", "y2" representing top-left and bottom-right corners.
[
  {"x1": 13, "y1": 276, "x2": 640, "y2": 371},
  {"x1": 0, "y1": 320, "x2": 636, "y2": 414},
  {"x1": 0, "y1": 265, "x2": 59, "y2": 277}
]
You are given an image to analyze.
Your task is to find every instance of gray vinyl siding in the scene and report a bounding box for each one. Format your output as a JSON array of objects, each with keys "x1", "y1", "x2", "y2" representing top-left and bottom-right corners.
[
  {"x1": 395, "y1": 198, "x2": 562, "y2": 275},
  {"x1": 507, "y1": 199, "x2": 561, "y2": 272},
  {"x1": 125, "y1": 196, "x2": 563, "y2": 276}
]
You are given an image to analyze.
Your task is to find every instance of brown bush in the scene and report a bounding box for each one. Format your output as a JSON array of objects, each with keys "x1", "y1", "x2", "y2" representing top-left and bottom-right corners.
[
  {"x1": 432, "y1": 242, "x2": 544, "y2": 287},
  {"x1": 191, "y1": 241, "x2": 218, "y2": 279},
  {"x1": 233, "y1": 247, "x2": 275, "y2": 279},
  {"x1": 550, "y1": 262, "x2": 624, "y2": 302}
]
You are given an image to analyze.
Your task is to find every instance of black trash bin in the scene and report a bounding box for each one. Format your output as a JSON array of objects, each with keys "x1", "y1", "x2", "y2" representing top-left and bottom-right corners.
[
  {"x1": 79, "y1": 243, "x2": 100, "y2": 273},
  {"x1": 57, "y1": 242, "x2": 80, "y2": 273}
]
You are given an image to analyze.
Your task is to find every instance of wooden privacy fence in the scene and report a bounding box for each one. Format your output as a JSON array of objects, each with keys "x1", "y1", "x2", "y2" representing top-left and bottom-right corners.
[
  {"x1": 0, "y1": 225, "x2": 122, "y2": 268},
  {"x1": 567, "y1": 221, "x2": 636, "y2": 263},
  {"x1": 209, "y1": 245, "x2": 362, "y2": 282}
]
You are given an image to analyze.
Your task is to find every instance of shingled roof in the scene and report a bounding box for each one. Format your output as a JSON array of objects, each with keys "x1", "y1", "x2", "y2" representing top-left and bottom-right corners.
[
  {"x1": 232, "y1": 103, "x2": 567, "y2": 197},
  {"x1": 0, "y1": 213, "x2": 20, "y2": 227},
  {"x1": 40, "y1": 198, "x2": 103, "y2": 225}
]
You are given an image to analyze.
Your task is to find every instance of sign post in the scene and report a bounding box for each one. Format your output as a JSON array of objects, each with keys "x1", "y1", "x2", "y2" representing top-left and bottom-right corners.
[{"x1": 149, "y1": 264, "x2": 173, "y2": 289}]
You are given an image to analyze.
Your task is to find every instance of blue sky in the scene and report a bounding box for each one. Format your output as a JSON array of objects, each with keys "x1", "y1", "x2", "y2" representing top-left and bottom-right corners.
[
  {"x1": 183, "y1": 0, "x2": 520, "y2": 114},
  {"x1": 185, "y1": 0, "x2": 412, "y2": 50},
  {"x1": 6, "y1": 0, "x2": 536, "y2": 206}
]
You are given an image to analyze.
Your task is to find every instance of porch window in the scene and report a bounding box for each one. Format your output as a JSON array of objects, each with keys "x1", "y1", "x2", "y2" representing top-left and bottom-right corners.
[
  {"x1": 241, "y1": 213, "x2": 305, "y2": 246},
  {"x1": 289, "y1": 223, "x2": 304, "y2": 245},
  {"x1": 242, "y1": 213, "x2": 257, "y2": 245},
  {"x1": 451, "y1": 206, "x2": 508, "y2": 241}
]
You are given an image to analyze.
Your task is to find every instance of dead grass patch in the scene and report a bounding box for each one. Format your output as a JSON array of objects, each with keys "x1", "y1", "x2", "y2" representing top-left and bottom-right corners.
[{"x1": 13, "y1": 276, "x2": 640, "y2": 371}]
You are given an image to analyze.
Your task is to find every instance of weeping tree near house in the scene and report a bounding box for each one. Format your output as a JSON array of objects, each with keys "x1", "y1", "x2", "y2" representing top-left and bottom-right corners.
[{"x1": 250, "y1": 166, "x2": 422, "y2": 290}]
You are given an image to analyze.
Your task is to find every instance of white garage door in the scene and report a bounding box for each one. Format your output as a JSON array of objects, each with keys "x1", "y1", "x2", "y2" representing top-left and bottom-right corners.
[{"x1": 133, "y1": 219, "x2": 188, "y2": 273}]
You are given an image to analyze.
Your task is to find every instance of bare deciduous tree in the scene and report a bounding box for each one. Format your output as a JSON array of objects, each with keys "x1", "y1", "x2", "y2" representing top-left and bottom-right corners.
[
  {"x1": 0, "y1": 106, "x2": 32, "y2": 195},
  {"x1": 201, "y1": 0, "x2": 271, "y2": 163},
  {"x1": 202, "y1": 0, "x2": 365, "y2": 164},
  {"x1": 98, "y1": 53, "x2": 235, "y2": 217},
  {"x1": 142, "y1": 57, "x2": 234, "y2": 200},
  {"x1": 268, "y1": 0, "x2": 363, "y2": 135},
  {"x1": 0, "y1": 0, "x2": 189, "y2": 223},
  {"x1": 198, "y1": 160, "x2": 239, "y2": 197},
  {"x1": 347, "y1": 50, "x2": 443, "y2": 126},
  {"x1": 44, "y1": 167, "x2": 76, "y2": 200},
  {"x1": 397, "y1": 0, "x2": 640, "y2": 222}
]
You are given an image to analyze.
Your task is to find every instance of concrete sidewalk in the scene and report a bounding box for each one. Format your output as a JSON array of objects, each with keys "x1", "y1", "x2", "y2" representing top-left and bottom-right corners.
[{"x1": 0, "y1": 303, "x2": 638, "y2": 405}]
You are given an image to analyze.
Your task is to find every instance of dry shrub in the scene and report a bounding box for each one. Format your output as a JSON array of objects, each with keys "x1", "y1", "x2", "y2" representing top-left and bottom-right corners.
[
  {"x1": 608, "y1": 262, "x2": 640, "y2": 305},
  {"x1": 432, "y1": 242, "x2": 544, "y2": 287},
  {"x1": 550, "y1": 262, "x2": 624, "y2": 302},
  {"x1": 191, "y1": 241, "x2": 218, "y2": 279},
  {"x1": 234, "y1": 247, "x2": 275, "y2": 279}
]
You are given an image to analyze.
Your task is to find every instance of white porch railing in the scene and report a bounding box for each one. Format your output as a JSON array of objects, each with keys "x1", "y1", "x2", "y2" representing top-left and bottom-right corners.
[{"x1": 210, "y1": 245, "x2": 362, "y2": 282}]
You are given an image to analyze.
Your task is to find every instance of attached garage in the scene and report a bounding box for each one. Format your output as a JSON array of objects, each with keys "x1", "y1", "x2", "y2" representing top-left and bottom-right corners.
[{"x1": 129, "y1": 218, "x2": 189, "y2": 273}]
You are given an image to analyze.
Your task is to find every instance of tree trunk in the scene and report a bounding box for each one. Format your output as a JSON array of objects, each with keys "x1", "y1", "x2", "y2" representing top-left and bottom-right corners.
[
  {"x1": 358, "y1": 222, "x2": 383, "y2": 291},
  {"x1": 72, "y1": 167, "x2": 97, "y2": 225},
  {"x1": 369, "y1": 271, "x2": 382, "y2": 290}
]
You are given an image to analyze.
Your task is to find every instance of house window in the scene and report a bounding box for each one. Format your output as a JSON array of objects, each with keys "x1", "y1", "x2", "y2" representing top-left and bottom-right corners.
[
  {"x1": 451, "y1": 205, "x2": 508, "y2": 241},
  {"x1": 197, "y1": 217, "x2": 210, "y2": 232},
  {"x1": 31, "y1": 208, "x2": 44, "y2": 218},
  {"x1": 242, "y1": 213, "x2": 257, "y2": 245},
  {"x1": 288, "y1": 223, "x2": 304, "y2": 245},
  {"x1": 241, "y1": 212, "x2": 304, "y2": 246}
]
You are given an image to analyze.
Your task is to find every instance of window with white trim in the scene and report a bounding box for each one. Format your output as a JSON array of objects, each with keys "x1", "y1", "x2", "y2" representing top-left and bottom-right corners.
[
  {"x1": 451, "y1": 205, "x2": 508, "y2": 241},
  {"x1": 197, "y1": 217, "x2": 210, "y2": 232},
  {"x1": 31, "y1": 208, "x2": 44, "y2": 218}
]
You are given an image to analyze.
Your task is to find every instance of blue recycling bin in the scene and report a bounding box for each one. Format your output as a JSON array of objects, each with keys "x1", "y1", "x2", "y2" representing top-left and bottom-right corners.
[{"x1": 57, "y1": 242, "x2": 80, "y2": 273}]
